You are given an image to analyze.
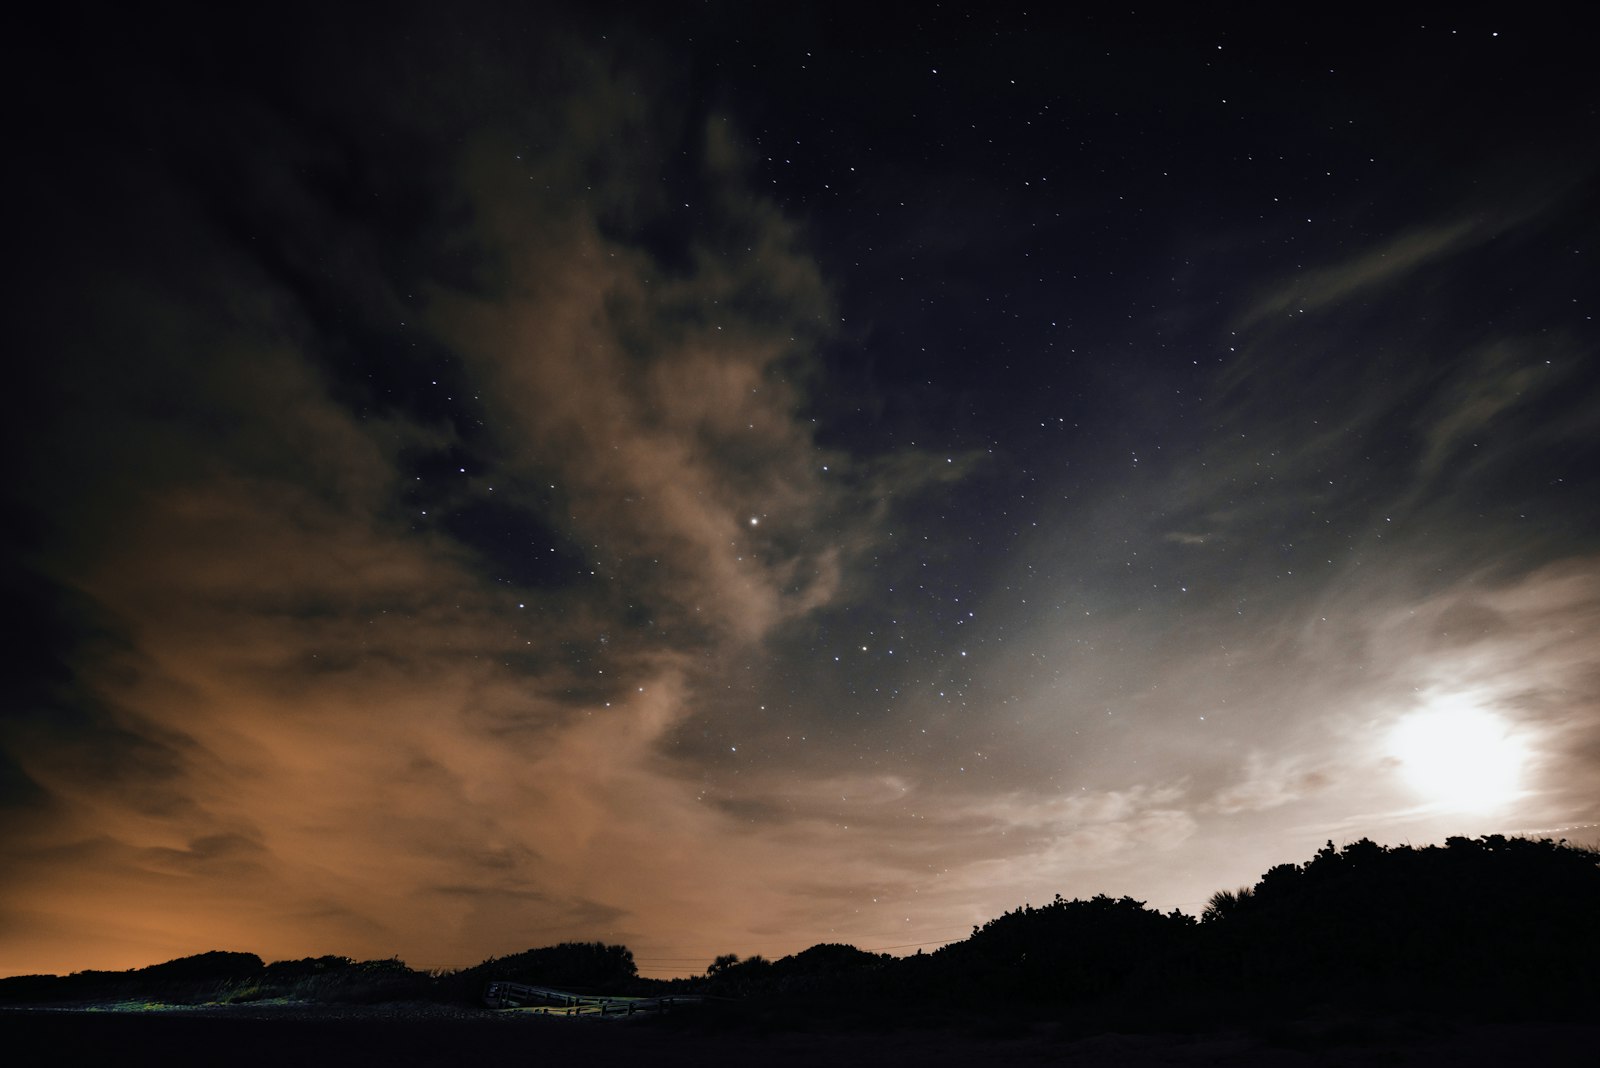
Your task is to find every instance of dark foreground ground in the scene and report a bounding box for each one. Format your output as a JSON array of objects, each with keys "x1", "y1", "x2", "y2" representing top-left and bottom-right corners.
[{"x1": 4, "y1": 1003, "x2": 1597, "y2": 1067}]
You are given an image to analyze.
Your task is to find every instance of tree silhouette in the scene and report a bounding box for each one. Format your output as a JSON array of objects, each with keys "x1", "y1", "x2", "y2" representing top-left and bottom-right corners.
[
  {"x1": 4, "y1": 833, "x2": 1594, "y2": 1029},
  {"x1": 1201, "y1": 885, "x2": 1254, "y2": 923}
]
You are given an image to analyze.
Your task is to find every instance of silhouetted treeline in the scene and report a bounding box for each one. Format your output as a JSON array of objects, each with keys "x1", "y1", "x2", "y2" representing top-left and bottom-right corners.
[
  {"x1": 1183, "y1": 835, "x2": 1600, "y2": 1015},
  {"x1": 0, "y1": 941, "x2": 639, "y2": 1007},
  {"x1": 687, "y1": 835, "x2": 1599, "y2": 1027},
  {"x1": 433, "y1": 941, "x2": 639, "y2": 1000},
  {"x1": 695, "y1": 943, "x2": 895, "y2": 1000},
  {"x1": 0, "y1": 952, "x2": 431, "y2": 1006},
  {"x1": 4, "y1": 836, "x2": 1595, "y2": 1029}
]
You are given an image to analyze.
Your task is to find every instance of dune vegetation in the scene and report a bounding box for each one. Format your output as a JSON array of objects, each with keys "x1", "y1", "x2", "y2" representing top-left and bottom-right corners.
[{"x1": 4, "y1": 835, "x2": 1595, "y2": 1033}]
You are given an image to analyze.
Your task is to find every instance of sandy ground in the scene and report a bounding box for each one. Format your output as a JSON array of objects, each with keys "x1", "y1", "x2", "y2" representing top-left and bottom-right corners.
[{"x1": 4, "y1": 1003, "x2": 1596, "y2": 1066}]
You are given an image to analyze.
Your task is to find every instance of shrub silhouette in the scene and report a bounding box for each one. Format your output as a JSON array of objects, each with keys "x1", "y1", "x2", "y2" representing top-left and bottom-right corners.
[
  {"x1": 926, "y1": 893, "x2": 1193, "y2": 1004},
  {"x1": 698, "y1": 944, "x2": 898, "y2": 1002},
  {"x1": 1194, "y1": 836, "x2": 1600, "y2": 1013},
  {"x1": 135, "y1": 951, "x2": 265, "y2": 982},
  {"x1": 1201, "y1": 885, "x2": 1254, "y2": 923},
  {"x1": 288, "y1": 957, "x2": 430, "y2": 1004},
  {"x1": 4, "y1": 834, "x2": 1594, "y2": 1027},
  {"x1": 438, "y1": 941, "x2": 638, "y2": 999},
  {"x1": 706, "y1": 953, "x2": 741, "y2": 977}
]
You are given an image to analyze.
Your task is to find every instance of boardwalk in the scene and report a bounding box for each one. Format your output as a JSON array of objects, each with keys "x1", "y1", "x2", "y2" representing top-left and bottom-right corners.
[{"x1": 483, "y1": 981, "x2": 703, "y2": 1018}]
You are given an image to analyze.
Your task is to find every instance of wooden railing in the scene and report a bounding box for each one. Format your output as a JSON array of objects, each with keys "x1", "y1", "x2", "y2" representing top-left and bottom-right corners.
[{"x1": 483, "y1": 981, "x2": 703, "y2": 1017}]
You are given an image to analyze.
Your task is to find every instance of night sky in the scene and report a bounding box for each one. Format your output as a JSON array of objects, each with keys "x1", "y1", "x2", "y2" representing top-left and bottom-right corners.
[{"x1": 5, "y1": 4, "x2": 1598, "y2": 980}]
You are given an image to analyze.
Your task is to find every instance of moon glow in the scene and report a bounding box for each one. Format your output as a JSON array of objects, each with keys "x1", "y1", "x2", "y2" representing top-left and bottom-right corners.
[{"x1": 1388, "y1": 698, "x2": 1528, "y2": 812}]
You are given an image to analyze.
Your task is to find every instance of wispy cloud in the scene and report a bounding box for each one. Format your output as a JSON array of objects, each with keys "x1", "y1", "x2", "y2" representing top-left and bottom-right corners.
[{"x1": 1234, "y1": 218, "x2": 1484, "y2": 333}]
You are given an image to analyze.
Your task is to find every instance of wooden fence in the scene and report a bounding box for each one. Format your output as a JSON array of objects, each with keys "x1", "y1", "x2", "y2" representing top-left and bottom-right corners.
[{"x1": 483, "y1": 981, "x2": 704, "y2": 1017}]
